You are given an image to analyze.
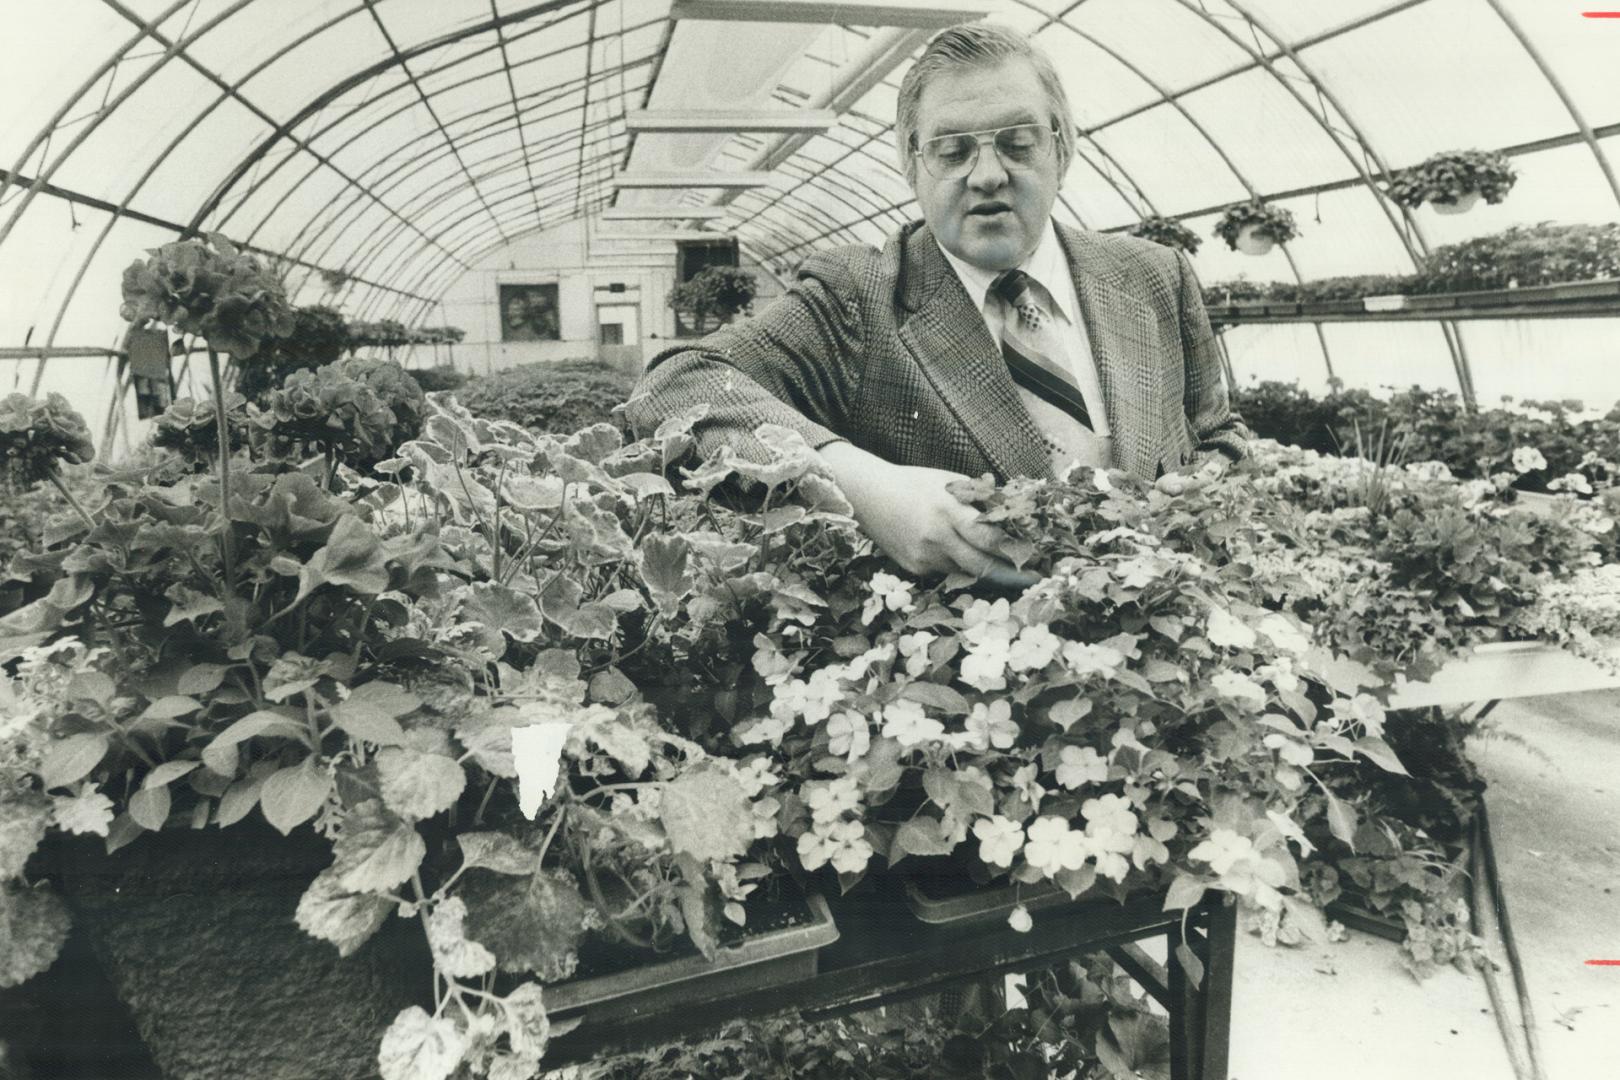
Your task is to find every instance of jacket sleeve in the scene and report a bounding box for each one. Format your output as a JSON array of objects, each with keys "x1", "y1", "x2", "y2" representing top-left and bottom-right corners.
[
  {"x1": 625, "y1": 250, "x2": 867, "y2": 463},
  {"x1": 1174, "y1": 249, "x2": 1249, "y2": 464}
]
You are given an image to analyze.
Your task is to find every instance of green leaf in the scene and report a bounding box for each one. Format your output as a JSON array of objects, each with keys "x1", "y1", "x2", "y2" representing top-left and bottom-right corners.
[
  {"x1": 330, "y1": 700, "x2": 407, "y2": 747},
  {"x1": 460, "y1": 868, "x2": 588, "y2": 980},
  {"x1": 215, "y1": 776, "x2": 263, "y2": 827},
  {"x1": 659, "y1": 767, "x2": 752, "y2": 863},
  {"x1": 37, "y1": 733, "x2": 109, "y2": 790},
  {"x1": 456, "y1": 832, "x2": 536, "y2": 876},
  {"x1": 378, "y1": 1006, "x2": 466, "y2": 1080},
  {"x1": 621, "y1": 472, "x2": 675, "y2": 499},
  {"x1": 377, "y1": 746, "x2": 466, "y2": 822},
  {"x1": 1353, "y1": 736, "x2": 1409, "y2": 775},
  {"x1": 127, "y1": 786, "x2": 171, "y2": 832},
  {"x1": 295, "y1": 867, "x2": 393, "y2": 958},
  {"x1": 346, "y1": 681, "x2": 422, "y2": 717},
  {"x1": 1163, "y1": 874, "x2": 1210, "y2": 911},
  {"x1": 1055, "y1": 865, "x2": 1097, "y2": 900},
  {"x1": 207, "y1": 711, "x2": 307, "y2": 757},
  {"x1": 0, "y1": 882, "x2": 71, "y2": 988},
  {"x1": 426, "y1": 896, "x2": 497, "y2": 978},
  {"x1": 332, "y1": 799, "x2": 426, "y2": 893},
  {"x1": 177, "y1": 663, "x2": 230, "y2": 696},
  {"x1": 0, "y1": 796, "x2": 50, "y2": 879},
  {"x1": 301, "y1": 514, "x2": 390, "y2": 599},
  {"x1": 1048, "y1": 697, "x2": 1093, "y2": 731},
  {"x1": 501, "y1": 983, "x2": 550, "y2": 1061},
  {"x1": 164, "y1": 588, "x2": 225, "y2": 628},
  {"x1": 142, "y1": 695, "x2": 201, "y2": 721},
  {"x1": 260, "y1": 758, "x2": 333, "y2": 835},
  {"x1": 461, "y1": 583, "x2": 544, "y2": 643},
  {"x1": 68, "y1": 671, "x2": 118, "y2": 706},
  {"x1": 1175, "y1": 942, "x2": 1205, "y2": 989},
  {"x1": 900, "y1": 681, "x2": 970, "y2": 715},
  {"x1": 143, "y1": 761, "x2": 200, "y2": 789},
  {"x1": 1325, "y1": 791, "x2": 1359, "y2": 850},
  {"x1": 892, "y1": 816, "x2": 959, "y2": 860}
]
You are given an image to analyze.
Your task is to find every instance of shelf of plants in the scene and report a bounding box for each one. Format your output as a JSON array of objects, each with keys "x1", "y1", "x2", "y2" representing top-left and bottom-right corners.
[
  {"x1": 1206, "y1": 277, "x2": 1620, "y2": 325},
  {"x1": 5, "y1": 235, "x2": 1620, "y2": 1080}
]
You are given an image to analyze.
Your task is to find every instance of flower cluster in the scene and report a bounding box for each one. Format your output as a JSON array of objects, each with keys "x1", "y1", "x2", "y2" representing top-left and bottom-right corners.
[
  {"x1": 120, "y1": 233, "x2": 294, "y2": 359},
  {"x1": 1385, "y1": 149, "x2": 1517, "y2": 210},
  {"x1": 0, "y1": 392, "x2": 94, "y2": 486}
]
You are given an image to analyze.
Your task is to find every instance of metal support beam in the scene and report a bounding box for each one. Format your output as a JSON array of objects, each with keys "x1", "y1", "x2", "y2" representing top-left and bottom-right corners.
[
  {"x1": 600, "y1": 207, "x2": 729, "y2": 220},
  {"x1": 626, "y1": 108, "x2": 838, "y2": 133},
  {"x1": 668, "y1": 0, "x2": 987, "y2": 28},
  {"x1": 614, "y1": 171, "x2": 774, "y2": 188}
]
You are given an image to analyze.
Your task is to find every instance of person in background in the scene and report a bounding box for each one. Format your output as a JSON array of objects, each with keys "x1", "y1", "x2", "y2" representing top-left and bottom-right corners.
[{"x1": 628, "y1": 21, "x2": 1246, "y2": 583}]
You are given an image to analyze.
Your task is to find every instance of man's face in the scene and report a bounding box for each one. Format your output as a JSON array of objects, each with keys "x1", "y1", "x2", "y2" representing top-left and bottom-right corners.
[{"x1": 909, "y1": 56, "x2": 1065, "y2": 272}]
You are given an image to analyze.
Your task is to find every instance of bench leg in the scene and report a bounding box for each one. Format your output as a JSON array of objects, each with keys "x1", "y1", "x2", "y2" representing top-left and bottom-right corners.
[{"x1": 1167, "y1": 897, "x2": 1237, "y2": 1080}]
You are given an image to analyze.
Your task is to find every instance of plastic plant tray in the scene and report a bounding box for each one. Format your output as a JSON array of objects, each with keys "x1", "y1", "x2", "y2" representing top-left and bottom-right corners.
[
  {"x1": 902, "y1": 874, "x2": 1074, "y2": 927},
  {"x1": 545, "y1": 891, "x2": 838, "y2": 1016}
]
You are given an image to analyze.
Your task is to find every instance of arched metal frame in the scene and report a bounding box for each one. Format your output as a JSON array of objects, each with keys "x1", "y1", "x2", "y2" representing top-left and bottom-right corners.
[{"x1": 2, "y1": 0, "x2": 1615, "y2": 407}]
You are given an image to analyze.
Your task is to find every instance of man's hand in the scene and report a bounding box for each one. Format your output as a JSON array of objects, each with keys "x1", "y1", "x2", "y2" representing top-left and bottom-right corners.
[
  {"x1": 1154, "y1": 453, "x2": 1229, "y2": 496},
  {"x1": 817, "y1": 441, "x2": 1036, "y2": 588}
]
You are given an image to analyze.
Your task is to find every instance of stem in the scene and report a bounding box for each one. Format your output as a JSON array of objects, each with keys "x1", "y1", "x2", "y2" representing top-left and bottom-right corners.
[
  {"x1": 536, "y1": 804, "x2": 568, "y2": 867},
  {"x1": 47, "y1": 469, "x2": 96, "y2": 531},
  {"x1": 207, "y1": 348, "x2": 236, "y2": 593}
]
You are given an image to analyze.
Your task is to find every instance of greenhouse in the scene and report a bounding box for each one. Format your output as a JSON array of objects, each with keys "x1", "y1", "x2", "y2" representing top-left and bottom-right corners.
[{"x1": 1, "y1": 1, "x2": 1617, "y2": 1078}]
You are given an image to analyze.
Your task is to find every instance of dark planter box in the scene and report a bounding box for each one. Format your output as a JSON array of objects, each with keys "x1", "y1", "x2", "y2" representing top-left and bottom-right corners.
[
  {"x1": 42, "y1": 824, "x2": 431, "y2": 1080},
  {"x1": 903, "y1": 873, "x2": 1071, "y2": 927},
  {"x1": 546, "y1": 891, "x2": 838, "y2": 1021}
]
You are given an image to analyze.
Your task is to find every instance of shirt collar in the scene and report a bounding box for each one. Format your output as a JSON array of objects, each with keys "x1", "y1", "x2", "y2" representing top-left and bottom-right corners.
[{"x1": 936, "y1": 219, "x2": 1075, "y2": 324}]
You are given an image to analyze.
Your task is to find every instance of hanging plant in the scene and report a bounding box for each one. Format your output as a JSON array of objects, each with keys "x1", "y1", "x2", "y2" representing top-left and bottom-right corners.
[
  {"x1": 1386, "y1": 149, "x2": 1517, "y2": 214},
  {"x1": 1126, "y1": 216, "x2": 1202, "y2": 255},
  {"x1": 1214, "y1": 199, "x2": 1300, "y2": 256}
]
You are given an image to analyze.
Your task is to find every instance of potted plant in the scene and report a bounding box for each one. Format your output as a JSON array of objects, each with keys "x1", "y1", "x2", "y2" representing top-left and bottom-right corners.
[
  {"x1": 1386, "y1": 149, "x2": 1517, "y2": 215},
  {"x1": 667, "y1": 266, "x2": 758, "y2": 336},
  {"x1": 1126, "y1": 215, "x2": 1202, "y2": 255},
  {"x1": 1214, "y1": 198, "x2": 1300, "y2": 256}
]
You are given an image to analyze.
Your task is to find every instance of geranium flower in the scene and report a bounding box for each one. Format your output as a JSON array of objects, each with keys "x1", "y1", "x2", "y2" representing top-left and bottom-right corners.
[
  {"x1": 862, "y1": 572, "x2": 916, "y2": 624},
  {"x1": 1007, "y1": 623, "x2": 1062, "y2": 672},
  {"x1": 972, "y1": 814, "x2": 1025, "y2": 868},
  {"x1": 964, "y1": 700, "x2": 1019, "y2": 751},
  {"x1": 1022, "y1": 816, "x2": 1090, "y2": 877},
  {"x1": 826, "y1": 710, "x2": 870, "y2": 761},
  {"x1": 1511, "y1": 446, "x2": 1547, "y2": 474},
  {"x1": 881, "y1": 699, "x2": 944, "y2": 747},
  {"x1": 1055, "y1": 745, "x2": 1108, "y2": 789}
]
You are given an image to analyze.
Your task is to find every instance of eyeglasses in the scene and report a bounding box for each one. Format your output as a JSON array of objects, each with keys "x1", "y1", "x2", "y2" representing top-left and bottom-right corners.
[{"x1": 913, "y1": 123, "x2": 1057, "y2": 180}]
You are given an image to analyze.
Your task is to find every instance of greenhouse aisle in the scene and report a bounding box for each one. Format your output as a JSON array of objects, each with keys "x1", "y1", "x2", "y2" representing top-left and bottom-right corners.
[{"x1": 1229, "y1": 689, "x2": 1620, "y2": 1079}]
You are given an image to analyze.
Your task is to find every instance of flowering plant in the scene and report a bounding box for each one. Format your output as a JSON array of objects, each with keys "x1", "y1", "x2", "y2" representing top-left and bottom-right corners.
[
  {"x1": 1213, "y1": 199, "x2": 1300, "y2": 249},
  {"x1": 1386, "y1": 149, "x2": 1516, "y2": 210},
  {"x1": 1126, "y1": 215, "x2": 1202, "y2": 255},
  {"x1": 0, "y1": 392, "x2": 95, "y2": 489},
  {"x1": 120, "y1": 233, "x2": 294, "y2": 361}
]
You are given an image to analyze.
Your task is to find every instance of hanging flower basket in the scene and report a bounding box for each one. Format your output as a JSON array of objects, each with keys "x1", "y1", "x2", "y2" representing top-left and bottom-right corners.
[
  {"x1": 1385, "y1": 149, "x2": 1516, "y2": 213},
  {"x1": 1126, "y1": 216, "x2": 1202, "y2": 255},
  {"x1": 1214, "y1": 199, "x2": 1299, "y2": 255}
]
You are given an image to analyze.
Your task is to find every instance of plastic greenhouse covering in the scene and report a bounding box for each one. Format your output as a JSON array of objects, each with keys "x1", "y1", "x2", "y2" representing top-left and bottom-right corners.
[{"x1": 2, "y1": 0, "x2": 1618, "y2": 453}]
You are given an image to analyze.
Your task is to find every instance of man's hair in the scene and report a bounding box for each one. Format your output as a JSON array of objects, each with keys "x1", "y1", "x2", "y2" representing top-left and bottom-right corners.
[{"x1": 894, "y1": 22, "x2": 1076, "y2": 184}]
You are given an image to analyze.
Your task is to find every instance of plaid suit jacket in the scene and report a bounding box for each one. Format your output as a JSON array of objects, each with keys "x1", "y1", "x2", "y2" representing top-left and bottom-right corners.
[{"x1": 627, "y1": 220, "x2": 1247, "y2": 483}]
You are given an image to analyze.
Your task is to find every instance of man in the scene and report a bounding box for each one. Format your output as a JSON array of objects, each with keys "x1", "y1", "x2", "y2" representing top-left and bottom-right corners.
[{"x1": 628, "y1": 23, "x2": 1245, "y2": 581}]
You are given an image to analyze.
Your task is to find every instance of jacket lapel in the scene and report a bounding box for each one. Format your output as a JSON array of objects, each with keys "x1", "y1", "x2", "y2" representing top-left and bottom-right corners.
[
  {"x1": 895, "y1": 225, "x2": 1051, "y2": 480},
  {"x1": 1056, "y1": 224, "x2": 1164, "y2": 480}
]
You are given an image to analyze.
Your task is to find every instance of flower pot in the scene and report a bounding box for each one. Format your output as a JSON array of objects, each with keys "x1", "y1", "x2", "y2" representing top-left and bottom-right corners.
[
  {"x1": 1362, "y1": 294, "x2": 1408, "y2": 313},
  {"x1": 47, "y1": 824, "x2": 432, "y2": 1080},
  {"x1": 903, "y1": 873, "x2": 1070, "y2": 927},
  {"x1": 545, "y1": 890, "x2": 838, "y2": 1021},
  {"x1": 1234, "y1": 224, "x2": 1274, "y2": 256},
  {"x1": 1431, "y1": 190, "x2": 1481, "y2": 215}
]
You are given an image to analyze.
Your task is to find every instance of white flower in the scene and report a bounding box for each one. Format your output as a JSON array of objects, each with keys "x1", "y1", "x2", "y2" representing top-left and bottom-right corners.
[
  {"x1": 1512, "y1": 446, "x2": 1548, "y2": 474},
  {"x1": 959, "y1": 637, "x2": 1012, "y2": 692},
  {"x1": 963, "y1": 700, "x2": 1019, "y2": 751},
  {"x1": 1211, "y1": 670, "x2": 1267, "y2": 710},
  {"x1": 797, "y1": 819, "x2": 873, "y2": 875},
  {"x1": 1188, "y1": 828, "x2": 1255, "y2": 876},
  {"x1": 52, "y1": 786, "x2": 114, "y2": 836},
  {"x1": 752, "y1": 796, "x2": 781, "y2": 839},
  {"x1": 806, "y1": 776, "x2": 861, "y2": 824},
  {"x1": 1022, "y1": 816, "x2": 1090, "y2": 877},
  {"x1": 1061, "y1": 641, "x2": 1126, "y2": 678},
  {"x1": 1258, "y1": 613, "x2": 1311, "y2": 656},
  {"x1": 826, "y1": 710, "x2": 870, "y2": 761},
  {"x1": 1206, "y1": 606, "x2": 1258, "y2": 650},
  {"x1": 1008, "y1": 904, "x2": 1033, "y2": 933},
  {"x1": 1006, "y1": 623, "x2": 1062, "y2": 673},
  {"x1": 1011, "y1": 763, "x2": 1047, "y2": 809},
  {"x1": 1548, "y1": 471, "x2": 1594, "y2": 496},
  {"x1": 960, "y1": 597, "x2": 1014, "y2": 646},
  {"x1": 732, "y1": 757, "x2": 780, "y2": 798},
  {"x1": 972, "y1": 814, "x2": 1025, "y2": 868},
  {"x1": 1081, "y1": 793, "x2": 1138, "y2": 843},
  {"x1": 734, "y1": 714, "x2": 791, "y2": 746},
  {"x1": 881, "y1": 699, "x2": 944, "y2": 747},
  {"x1": 862, "y1": 572, "x2": 916, "y2": 624},
  {"x1": 897, "y1": 631, "x2": 936, "y2": 677},
  {"x1": 1055, "y1": 745, "x2": 1108, "y2": 790},
  {"x1": 1404, "y1": 460, "x2": 1454, "y2": 483},
  {"x1": 751, "y1": 646, "x2": 797, "y2": 686}
]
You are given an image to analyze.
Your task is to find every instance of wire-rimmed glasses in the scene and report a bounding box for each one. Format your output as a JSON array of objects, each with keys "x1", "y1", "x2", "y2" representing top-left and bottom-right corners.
[{"x1": 913, "y1": 123, "x2": 1057, "y2": 180}]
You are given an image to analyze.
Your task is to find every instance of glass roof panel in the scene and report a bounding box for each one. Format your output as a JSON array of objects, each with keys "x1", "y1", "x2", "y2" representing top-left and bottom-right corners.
[
  {"x1": 0, "y1": 2, "x2": 135, "y2": 167},
  {"x1": 128, "y1": 95, "x2": 271, "y2": 223},
  {"x1": 1088, "y1": 103, "x2": 1252, "y2": 215},
  {"x1": 1029, "y1": 22, "x2": 1161, "y2": 130},
  {"x1": 1067, "y1": 0, "x2": 1252, "y2": 95},
  {"x1": 240, "y1": 13, "x2": 398, "y2": 120},
  {"x1": 49, "y1": 61, "x2": 218, "y2": 196},
  {"x1": 1300, "y1": 0, "x2": 1570, "y2": 167},
  {"x1": 1224, "y1": 0, "x2": 1394, "y2": 44},
  {"x1": 1177, "y1": 66, "x2": 1361, "y2": 196},
  {"x1": 1494, "y1": 0, "x2": 1620, "y2": 125},
  {"x1": 182, "y1": 0, "x2": 363, "y2": 88}
]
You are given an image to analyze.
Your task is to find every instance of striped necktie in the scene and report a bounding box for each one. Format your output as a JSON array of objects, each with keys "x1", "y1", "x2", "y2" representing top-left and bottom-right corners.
[{"x1": 990, "y1": 268, "x2": 1092, "y2": 431}]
